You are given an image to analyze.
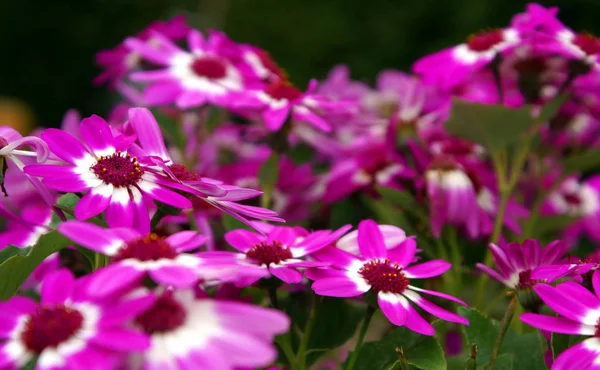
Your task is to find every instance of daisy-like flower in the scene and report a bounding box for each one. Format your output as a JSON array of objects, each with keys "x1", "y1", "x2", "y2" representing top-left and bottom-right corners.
[
  {"x1": 521, "y1": 271, "x2": 600, "y2": 369},
  {"x1": 125, "y1": 29, "x2": 247, "y2": 109},
  {"x1": 413, "y1": 26, "x2": 521, "y2": 89},
  {"x1": 58, "y1": 221, "x2": 266, "y2": 298},
  {"x1": 130, "y1": 288, "x2": 289, "y2": 369},
  {"x1": 201, "y1": 224, "x2": 349, "y2": 285},
  {"x1": 126, "y1": 108, "x2": 283, "y2": 227},
  {"x1": 24, "y1": 114, "x2": 191, "y2": 232},
  {"x1": 476, "y1": 239, "x2": 568, "y2": 290},
  {"x1": 0, "y1": 269, "x2": 153, "y2": 370},
  {"x1": 308, "y1": 219, "x2": 468, "y2": 335}
]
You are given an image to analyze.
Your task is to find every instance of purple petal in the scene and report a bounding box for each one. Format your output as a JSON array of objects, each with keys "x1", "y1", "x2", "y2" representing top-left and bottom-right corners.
[
  {"x1": 269, "y1": 265, "x2": 303, "y2": 284},
  {"x1": 593, "y1": 270, "x2": 600, "y2": 298},
  {"x1": 41, "y1": 269, "x2": 74, "y2": 305},
  {"x1": 217, "y1": 300, "x2": 290, "y2": 336},
  {"x1": 86, "y1": 264, "x2": 145, "y2": 298},
  {"x1": 553, "y1": 339, "x2": 600, "y2": 370},
  {"x1": 405, "y1": 303, "x2": 435, "y2": 336},
  {"x1": 225, "y1": 229, "x2": 262, "y2": 252},
  {"x1": 105, "y1": 192, "x2": 135, "y2": 229},
  {"x1": 74, "y1": 184, "x2": 112, "y2": 220},
  {"x1": 520, "y1": 313, "x2": 593, "y2": 335},
  {"x1": 304, "y1": 268, "x2": 348, "y2": 280},
  {"x1": 405, "y1": 260, "x2": 451, "y2": 279},
  {"x1": 387, "y1": 238, "x2": 417, "y2": 267},
  {"x1": 357, "y1": 219, "x2": 387, "y2": 259},
  {"x1": 58, "y1": 221, "x2": 122, "y2": 254},
  {"x1": 128, "y1": 108, "x2": 170, "y2": 161},
  {"x1": 100, "y1": 294, "x2": 157, "y2": 327},
  {"x1": 378, "y1": 292, "x2": 408, "y2": 326},
  {"x1": 311, "y1": 246, "x2": 362, "y2": 270},
  {"x1": 166, "y1": 231, "x2": 207, "y2": 252},
  {"x1": 263, "y1": 104, "x2": 290, "y2": 131},
  {"x1": 90, "y1": 329, "x2": 150, "y2": 351},
  {"x1": 41, "y1": 128, "x2": 90, "y2": 164},
  {"x1": 80, "y1": 115, "x2": 115, "y2": 156},
  {"x1": 268, "y1": 227, "x2": 298, "y2": 247},
  {"x1": 139, "y1": 179, "x2": 191, "y2": 209},
  {"x1": 312, "y1": 276, "x2": 369, "y2": 297},
  {"x1": 476, "y1": 263, "x2": 510, "y2": 286},
  {"x1": 148, "y1": 265, "x2": 199, "y2": 288},
  {"x1": 403, "y1": 291, "x2": 468, "y2": 325},
  {"x1": 408, "y1": 286, "x2": 468, "y2": 306},
  {"x1": 541, "y1": 240, "x2": 568, "y2": 265}
]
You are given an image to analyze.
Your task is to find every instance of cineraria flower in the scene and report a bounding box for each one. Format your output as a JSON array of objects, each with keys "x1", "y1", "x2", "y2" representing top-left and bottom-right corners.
[
  {"x1": 126, "y1": 108, "x2": 283, "y2": 227},
  {"x1": 130, "y1": 288, "x2": 289, "y2": 369},
  {"x1": 521, "y1": 271, "x2": 600, "y2": 369},
  {"x1": 476, "y1": 239, "x2": 568, "y2": 290},
  {"x1": 25, "y1": 114, "x2": 191, "y2": 231},
  {"x1": 413, "y1": 26, "x2": 521, "y2": 89},
  {"x1": 126, "y1": 29, "x2": 247, "y2": 109},
  {"x1": 0, "y1": 269, "x2": 153, "y2": 370},
  {"x1": 334, "y1": 223, "x2": 415, "y2": 258},
  {"x1": 58, "y1": 221, "x2": 262, "y2": 298},
  {"x1": 201, "y1": 224, "x2": 349, "y2": 285},
  {"x1": 309, "y1": 219, "x2": 468, "y2": 335}
]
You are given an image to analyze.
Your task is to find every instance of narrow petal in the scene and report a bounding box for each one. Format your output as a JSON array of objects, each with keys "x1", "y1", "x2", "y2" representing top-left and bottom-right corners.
[
  {"x1": 387, "y1": 238, "x2": 417, "y2": 267},
  {"x1": 405, "y1": 303, "x2": 435, "y2": 336},
  {"x1": 128, "y1": 108, "x2": 170, "y2": 161},
  {"x1": 312, "y1": 277, "x2": 369, "y2": 297},
  {"x1": 263, "y1": 105, "x2": 290, "y2": 131},
  {"x1": 270, "y1": 265, "x2": 303, "y2": 284},
  {"x1": 403, "y1": 290, "x2": 469, "y2": 325},
  {"x1": 148, "y1": 265, "x2": 199, "y2": 288},
  {"x1": 378, "y1": 292, "x2": 408, "y2": 326},
  {"x1": 311, "y1": 246, "x2": 363, "y2": 271},
  {"x1": 74, "y1": 184, "x2": 112, "y2": 220},
  {"x1": 41, "y1": 128, "x2": 91, "y2": 164},
  {"x1": 86, "y1": 264, "x2": 145, "y2": 298},
  {"x1": 268, "y1": 227, "x2": 298, "y2": 247},
  {"x1": 357, "y1": 219, "x2": 387, "y2": 259},
  {"x1": 139, "y1": 179, "x2": 192, "y2": 209},
  {"x1": 166, "y1": 231, "x2": 207, "y2": 252},
  {"x1": 520, "y1": 313, "x2": 594, "y2": 335},
  {"x1": 593, "y1": 270, "x2": 600, "y2": 298},
  {"x1": 553, "y1": 339, "x2": 600, "y2": 370},
  {"x1": 90, "y1": 330, "x2": 150, "y2": 351},
  {"x1": 408, "y1": 286, "x2": 468, "y2": 306},
  {"x1": 405, "y1": 260, "x2": 451, "y2": 278},
  {"x1": 105, "y1": 189, "x2": 135, "y2": 228}
]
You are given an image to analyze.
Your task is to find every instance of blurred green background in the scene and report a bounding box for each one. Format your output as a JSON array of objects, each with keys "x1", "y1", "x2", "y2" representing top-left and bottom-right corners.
[{"x1": 1, "y1": 0, "x2": 599, "y2": 131}]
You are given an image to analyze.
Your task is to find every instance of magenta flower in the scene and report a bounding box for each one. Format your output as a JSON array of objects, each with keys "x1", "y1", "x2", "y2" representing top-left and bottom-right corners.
[
  {"x1": 126, "y1": 29, "x2": 247, "y2": 109},
  {"x1": 132, "y1": 288, "x2": 289, "y2": 369},
  {"x1": 309, "y1": 220, "x2": 468, "y2": 335},
  {"x1": 0, "y1": 269, "x2": 153, "y2": 369},
  {"x1": 521, "y1": 272, "x2": 600, "y2": 369},
  {"x1": 476, "y1": 239, "x2": 568, "y2": 290},
  {"x1": 0, "y1": 201, "x2": 52, "y2": 248},
  {"x1": 126, "y1": 107, "x2": 283, "y2": 227},
  {"x1": 334, "y1": 223, "x2": 416, "y2": 258},
  {"x1": 201, "y1": 224, "x2": 349, "y2": 285},
  {"x1": 25, "y1": 114, "x2": 191, "y2": 231},
  {"x1": 58, "y1": 221, "x2": 261, "y2": 297}
]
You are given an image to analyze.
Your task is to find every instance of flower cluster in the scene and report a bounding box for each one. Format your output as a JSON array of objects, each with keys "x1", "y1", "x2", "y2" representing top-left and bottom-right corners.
[{"x1": 2, "y1": 3, "x2": 600, "y2": 370}]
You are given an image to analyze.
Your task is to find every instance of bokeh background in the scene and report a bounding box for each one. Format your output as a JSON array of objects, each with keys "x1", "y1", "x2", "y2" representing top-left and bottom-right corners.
[{"x1": 1, "y1": 0, "x2": 599, "y2": 132}]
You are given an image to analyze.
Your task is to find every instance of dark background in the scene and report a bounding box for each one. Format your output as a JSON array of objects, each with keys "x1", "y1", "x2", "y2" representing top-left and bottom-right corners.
[{"x1": 1, "y1": 0, "x2": 599, "y2": 130}]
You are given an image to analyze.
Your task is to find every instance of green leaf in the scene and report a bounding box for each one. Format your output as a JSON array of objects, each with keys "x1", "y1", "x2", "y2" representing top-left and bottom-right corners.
[
  {"x1": 330, "y1": 196, "x2": 369, "y2": 229},
  {"x1": 458, "y1": 307, "x2": 497, "y2": 365},
  {"x1": 349, "y1": 326, "x2": 446, "y2": 370},
  {"x1": 500, "y1": 331, "x2": 545, "y2": 370},
  {"x1": 563, "y1": 147, "x2": 600, "y2": 173},
  {"x1": 534, "y1": 215, "x2": 577, "y2": 239},
  {"x1": 55, "y1": 193, "x2": 79, "y2": 212},
  {"x1": 0, "y1": 231, "x2": 71, "y2": 300},
  {"x1": 551, "y1": 333, "x2": 587, "y2": 360},
  {"x1": 376, "y1": 186, "x2": 427, "y2": 221},
  {"x1": 537, "y1": 93, "x2": 570, "y2": 123},
  {"x1": 0, "y1": 245, "x2": 30, "y2": 264},
  {"x1": 307, "y1": 298, "x2": 365, "y2": 364},
  {"x1": 445, "y1": 99, "x2": 534, "y2": 151},
  {"x1": 222, "y1": 213, "x2": 252, "y2": 232},
  {"x1": 479, "y1": 353, "x2": 513, "y2": 370},
  {"x1": 258, "y1": 152, "x2": 279, "y2": 208}
]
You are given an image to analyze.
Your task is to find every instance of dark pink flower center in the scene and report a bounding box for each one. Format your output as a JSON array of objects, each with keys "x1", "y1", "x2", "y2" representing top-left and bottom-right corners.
[
  {"x1": 517, "y1": 269, "x2": 535, "y2": 289},
  {"x1": 169, "y1": 164, "x2": 202, "y2": 182},
  {"x1": 0, "y1": 136, "x2": 8, "y2": 149},
  {"x1": 467, "y1": 29, "x2": 505, "y2": 52},
  {"x1": 191, "y1": 56, "x2": 227, "y2": 79},
  {"x1": 256, "y1": 49, "x2": 286, "y2": 80},
  {"x1": 91, "y1": 152, "x2": 144, "y2": 187},
  {"x1": 359, "y1": 259, "x2": 409, "y2": 294},
  {"x1": 113, "y1": 234, "x2": 178, "y2": 262},
  {"x1": 564, "y1": 192, "x2": 582, "y2": 206},
  {"x1": 438, "y1": 139, "x2": 477, "y2": 157},
  {"x1": 21, "y1": 305, "x2": 84, "y2": 353},
  {"x1": 136, "y1": 292, "x2": 186, "y2": 333},
  {"x1": 246, "y1": 240, "x2": 293, "y2": 266},
  {"x1": 573, "y1": 33, "x2": 600, "y2": 56},
  {"x1": 265, "y1": 81, "x2": 303, "y2": 101}
]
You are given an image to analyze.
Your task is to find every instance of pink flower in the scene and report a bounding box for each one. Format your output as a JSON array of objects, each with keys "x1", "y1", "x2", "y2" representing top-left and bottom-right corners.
[
  {"x1": 25, "y1": 114, "x2": 192, "y2": 232},
  {"x1": 521, "y1": 271, "x2": 600, "y2": 369},
  {"x1": 308, "y1": 220, "x2": 468, "y2": 335},
  {"x1": 0, "y1": 269, "x2": 153, "y2": 369}
]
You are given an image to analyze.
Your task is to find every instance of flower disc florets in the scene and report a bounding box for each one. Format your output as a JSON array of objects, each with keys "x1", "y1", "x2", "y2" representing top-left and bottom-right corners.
[
  {"x1": 466, "y1": 29, "x2": 505, "y2": 52},
  {"x1": 135, "y1": 292, "x2": 186, "y2": 334},
  {"x1": 169, "y1": 163, "x2": 203, "y2": 182},
  {"x1": 265, "y1": 81, "x2": 303, "y2": 101},
  {"x1": 21, "y1": 305, "x2": 84, "y2": 353},
  {"x1": 191, "y1": 56, "x2": 227, "y2": 79},
  {"x1": 113, "y1": 233, "x2": 178, "y2": 262},
  {"x1": 359, "y1": 258, "x2": 409, "y2": 294},
  {"x1": 246, "y1": 240, "x2": 293, "y2": 266},
  {"x1": 573, "y1": 32, "x2": 600, "y2": 56},
  {"x1": 90, "y1": 151, "x2": 144, "y2": 187}
]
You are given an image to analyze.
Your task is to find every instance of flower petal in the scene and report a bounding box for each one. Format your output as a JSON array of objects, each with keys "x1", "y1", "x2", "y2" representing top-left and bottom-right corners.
[
  {"x1": 405, "y1": 260, "x2": 451, "y2": 279},
  {"x1": 357, "y1": 219, "x2": 387, "y2": 259},
  {"x1": 403, "y1": 290, "x2": 468, "y2": 325},
  {"x1": 520, "y1": 313, "x2": 594, "y2": 335},
  {"x1": 378, "y1": 292, "x2": 409, "y2": 326},
  {"x1": 80, "y1": 115, "x2": 116, "y2": 156}
]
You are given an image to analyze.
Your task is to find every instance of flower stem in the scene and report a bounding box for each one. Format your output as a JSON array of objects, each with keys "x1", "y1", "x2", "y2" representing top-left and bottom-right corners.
[
  {"x1": 346, "y1": 306, "x2": 376, "y2": 370},
  {"x1": 488, "y1": 292, "x2": 517, "y2": 370},
  {"x1": 297, "y1": 296, "x2": 320, "y2": 369}
]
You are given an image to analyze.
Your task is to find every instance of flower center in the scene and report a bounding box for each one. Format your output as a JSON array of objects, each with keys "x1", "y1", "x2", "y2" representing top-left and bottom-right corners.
[
  {"x1": 191, "y1": 56, "x2": 227, "y2": 79},
  {"x1": 246, "y1": 240, "x2": 293, "y2": 266},
  {"x1": 265, "y1": 81, "x2": 302, "y2": 101},
  {"x1": 113, "y1": 234, "x2": 178, "y2": 262},
  {"x1": 21, "y1": 305, "x2": 84, "y2": 353},
  {"x1": 360, "y1": 259, "x2": 409, "y2": 294},
  {"x1": 0, "y1": 136, "x2": 8, "y2": 149},
  {"x1": 466, "y1": 29, "x2": 505, "y2": 52},
  {"x1": 564, "y1": 192, "x2": 582, "y2": 206},
  {"x1": 517, "y1": 269, "x2": 535, "y2": 289},
  {"x1": 135, "y1": 292, "x2": 187, "y2": 334},
  {"x1": 90, "y1": 152, "x2": 144, "y2": 188},
  {"x1": 438, "y1": 139, "x2": 478, "y2": 157},
  {"x1": 573, "y1": 32, "x2": 600, "y2": 56},
  {"x1": 169, "y1": 164, "x2": 202, "y2": 182}
]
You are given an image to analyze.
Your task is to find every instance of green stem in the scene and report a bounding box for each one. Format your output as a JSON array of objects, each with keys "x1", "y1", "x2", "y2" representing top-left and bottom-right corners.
[
  {"x1": 297, "y1": 296, "x2": 320, "y2": 369},
  {"x1": 185, "y1": 209, "x2": 199, "y2": 231},
  {"x1": 267, "y1": 286, "x2": 279, "y2": 309},
  {"x1": 488, "y1": 293, "x2": 517, "y2": 370},
  {"x1": 150, "y1": 209, "x2": 167, "y2": 230},
  {"x1": 276, "y1": 335, "x2": 298, "y2": 370},
  {"x1": 94, "y1": 252, "x2": 101, "y2": 271},
  {"x1": 346, "y1": 306, "x2": 376, "y2": 370}
]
